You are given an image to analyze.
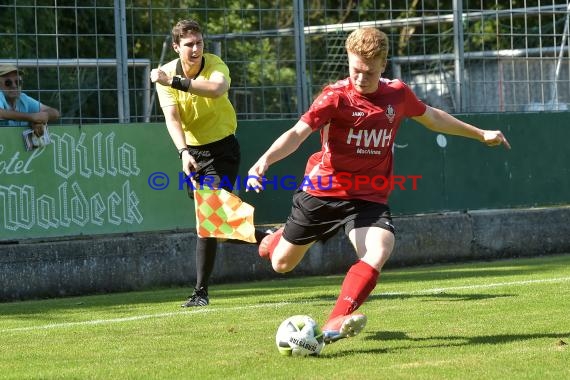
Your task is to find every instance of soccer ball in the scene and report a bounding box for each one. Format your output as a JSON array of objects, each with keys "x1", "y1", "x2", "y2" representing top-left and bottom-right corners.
[{"x1": 275, "y1": 315, "x2": 325, "y2": 356}]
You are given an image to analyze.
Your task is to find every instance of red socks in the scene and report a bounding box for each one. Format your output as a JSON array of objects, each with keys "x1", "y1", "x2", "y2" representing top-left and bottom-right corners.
[
  {"x1": 327, "y1": 260, "x2": 379, "y2": 322},
  {"x1": 259, "y1": 227, "x2": 284, "y2": 260}
]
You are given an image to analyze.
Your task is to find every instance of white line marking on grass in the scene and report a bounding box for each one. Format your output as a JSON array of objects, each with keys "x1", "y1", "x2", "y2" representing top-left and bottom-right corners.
[
  {"x1": 2, "y1": 277, "x2": 569, "y2": 333},
  {"x1": 374, "y1": 276, "x2": 570, "y2": 297},
  {"x1": 1, "y1": 302, "x2": 291, "y2": 333}
]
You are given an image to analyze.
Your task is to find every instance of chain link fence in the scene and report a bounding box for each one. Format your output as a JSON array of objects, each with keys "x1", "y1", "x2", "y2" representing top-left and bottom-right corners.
[{"x1": 1, "y1": 1, "x2": 569, "y2": 124}]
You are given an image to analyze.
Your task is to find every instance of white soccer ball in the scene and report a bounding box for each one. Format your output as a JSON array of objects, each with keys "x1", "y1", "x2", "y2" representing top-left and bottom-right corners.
[{"x1": 275, "y1": 315, "x2": 325, "y2": 356}]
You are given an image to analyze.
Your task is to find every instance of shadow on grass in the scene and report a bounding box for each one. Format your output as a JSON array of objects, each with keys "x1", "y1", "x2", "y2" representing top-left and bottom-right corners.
[
  {"x1": 0, "y1": 282, "x2": 514, "y2": 319},
  {"x1": 2, "y1": 253, "x2": 567, "y2": 316},
  {"x1": 298, "y1": 291, "x2": 515, "y2": 304},
  {"x1": 0, "y1": 288, "x2": 191, "y2": 319},
  {"x1": 370, "y1": 292, "x2": 515, "y2": 302},
  {"x1": 382, "y1": 253, "x2": 570, "y2": 284},
  {"x1": 364, "y1": 330, "x2": 570, "y2": 350},
  {"x1": 0, "y1": 277, "x2": 343, "y2": 319},
  {"x1": 321, "y1": 331, "x2": 569, "y2": 358},
  {"x1": 320, "y1": 347, "x2": 391, "y2": 358}
]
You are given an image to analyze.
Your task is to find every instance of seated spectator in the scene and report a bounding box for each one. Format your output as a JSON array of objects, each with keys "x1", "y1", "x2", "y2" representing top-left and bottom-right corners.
[{"x1": 0, "y1": 65, "x2": 60, "y2": 136}]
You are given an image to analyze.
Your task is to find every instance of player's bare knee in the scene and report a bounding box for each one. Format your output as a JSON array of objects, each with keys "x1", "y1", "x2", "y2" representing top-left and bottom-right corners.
[
  {"x1": 272, "y1": 260, "x2": 294, "y2": 273},
  {"x1": 363, "y1": 249, "x2": 393, "y2": 270}
]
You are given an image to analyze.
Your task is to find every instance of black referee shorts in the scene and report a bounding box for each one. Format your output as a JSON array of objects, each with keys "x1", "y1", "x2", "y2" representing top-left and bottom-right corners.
[
  {"x1": 186, "y1": 134, "x2": 241, "y2": 198},
  {"x1": 282, "y1": 190, "x2": 395, "y2": 246}
]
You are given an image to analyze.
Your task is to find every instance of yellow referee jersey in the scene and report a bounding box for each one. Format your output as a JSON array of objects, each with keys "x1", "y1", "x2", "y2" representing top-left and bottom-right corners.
[{"x1": 155, "y1": 53, "x2": 237, "y2": 146}]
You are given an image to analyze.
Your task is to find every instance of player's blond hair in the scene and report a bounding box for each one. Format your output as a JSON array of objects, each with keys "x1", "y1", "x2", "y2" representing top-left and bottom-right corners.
[{"x1": 345, "y1": 27, "x2": 389, "y2": 60}]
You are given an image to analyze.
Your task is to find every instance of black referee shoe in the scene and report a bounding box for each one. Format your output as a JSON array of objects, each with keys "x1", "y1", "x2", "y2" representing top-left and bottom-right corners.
[{"x1": 181, "y1": 287, "x2": 209, "y2": 307}]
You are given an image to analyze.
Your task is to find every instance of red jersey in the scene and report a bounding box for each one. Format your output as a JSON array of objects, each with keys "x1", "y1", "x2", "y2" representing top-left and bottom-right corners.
[{"x1": 299, "y1": 78, "x2": 427, "y2": 204}]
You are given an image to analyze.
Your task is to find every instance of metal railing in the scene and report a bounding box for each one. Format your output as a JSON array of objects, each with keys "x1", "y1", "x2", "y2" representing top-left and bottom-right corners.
[{"x1": 1, "y1": 1, "x2": 568, "y2": 123}]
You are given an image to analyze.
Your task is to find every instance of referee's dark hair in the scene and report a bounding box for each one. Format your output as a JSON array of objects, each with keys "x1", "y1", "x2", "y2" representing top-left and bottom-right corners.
[{"x1": 172, "y1": 19, "x2": 202, "y2": 44}]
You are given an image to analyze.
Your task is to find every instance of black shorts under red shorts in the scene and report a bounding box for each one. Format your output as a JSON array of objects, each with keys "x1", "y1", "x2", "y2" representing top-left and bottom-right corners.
[{"x1": 282, "y1": 190, "x2": 395, "y2": 245}]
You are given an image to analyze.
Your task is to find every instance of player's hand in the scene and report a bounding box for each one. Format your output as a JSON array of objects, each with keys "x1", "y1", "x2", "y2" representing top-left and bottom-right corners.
[
  {"x1": 483, "y1": 130, "x2": 511, "y2": 149},
  {"x1": 150, "y1": 68, "x2": 170, "y2": 86},
  {"x1": 246, "y1": 161, "x2": 268, "y2": 193}
]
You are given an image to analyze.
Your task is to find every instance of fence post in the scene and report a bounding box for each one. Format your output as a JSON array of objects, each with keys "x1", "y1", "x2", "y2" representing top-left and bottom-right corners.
[
  {"x1": 293, "y1": 0, "x2": 309, "y2": 115},
  {"x1": 453, "y1": 0, "x2": 466, "y2": 113},
  {"x1": 114, "y1": 0, "x2": 131, "y2": 123}
]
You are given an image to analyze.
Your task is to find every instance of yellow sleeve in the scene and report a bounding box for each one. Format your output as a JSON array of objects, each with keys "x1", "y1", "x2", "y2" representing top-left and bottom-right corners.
[{"x1": 155, "y1": 82, "x2": 178, "y2": 108}]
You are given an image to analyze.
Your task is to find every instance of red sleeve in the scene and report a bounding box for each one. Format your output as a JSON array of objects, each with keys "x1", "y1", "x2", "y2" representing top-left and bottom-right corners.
[
  {"x1": 300, "y1": 87, "x2": 341, "y2": 131},
  {"x1": 402, "y1": 81, "x2": 427, "y2": 117}
]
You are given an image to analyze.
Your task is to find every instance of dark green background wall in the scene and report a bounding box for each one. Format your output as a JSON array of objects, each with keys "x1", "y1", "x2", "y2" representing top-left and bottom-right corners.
[
  {"x1": 1, "y1": 112, "x2": 569, "y2": 241},
  {"x1": 390, "y1": 113, "x2": 570, "y2": 214},
  {"x1": 239, "y1": 113, "x2": 570, "y2": 220}
]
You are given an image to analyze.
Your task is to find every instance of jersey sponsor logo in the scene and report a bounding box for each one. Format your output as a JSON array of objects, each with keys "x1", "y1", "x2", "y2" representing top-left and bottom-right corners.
[
  {"x1": 386, "y1": 104, "x2": 396, "y2": 123},
  {"x1": 352, "y1": 111, "x2": 365, "y2": 117},
  {"x1": 346, "y1": 128, "x2": 393, "y2": 148},
  {"x1": 356, "y1": 148, "x2": 382, "y2": 155}
]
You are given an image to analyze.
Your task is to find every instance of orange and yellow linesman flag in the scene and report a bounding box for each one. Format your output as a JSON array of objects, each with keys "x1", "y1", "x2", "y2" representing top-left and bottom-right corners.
[{"x1": 194, "y1": 189, "x2": 256, "y2": 243}]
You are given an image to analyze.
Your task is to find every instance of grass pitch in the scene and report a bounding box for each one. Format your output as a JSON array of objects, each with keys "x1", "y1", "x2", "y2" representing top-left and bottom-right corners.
[{"x1": 0, "y1": 254, "x2": 569, "y2": 379}]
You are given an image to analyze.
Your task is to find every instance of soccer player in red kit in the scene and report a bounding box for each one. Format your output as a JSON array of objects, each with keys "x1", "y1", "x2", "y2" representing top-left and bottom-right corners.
[{"x1": 246, "y1": 27, "x2": 510, "y2": 344}]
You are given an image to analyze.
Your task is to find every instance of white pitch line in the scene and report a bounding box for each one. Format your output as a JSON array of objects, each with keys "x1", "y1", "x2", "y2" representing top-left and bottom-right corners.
[
  {"x1": 2, "y1": 277, "x2": 569, "y2": 333},
  {"x1": 1, "y1": 302, "x2": 291, "y2": 333},
  {"x1": 374, "y1": 276, "x2": 570, "y2": 297}
]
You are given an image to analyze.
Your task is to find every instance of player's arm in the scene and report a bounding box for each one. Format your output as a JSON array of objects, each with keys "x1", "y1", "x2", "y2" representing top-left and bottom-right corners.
[
  {"x1": 246, "y1": 120, "x2": 313, "y2": 193},
  {"x1": 413, "y1": 105, "x2": 511, "y2": 149}
]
